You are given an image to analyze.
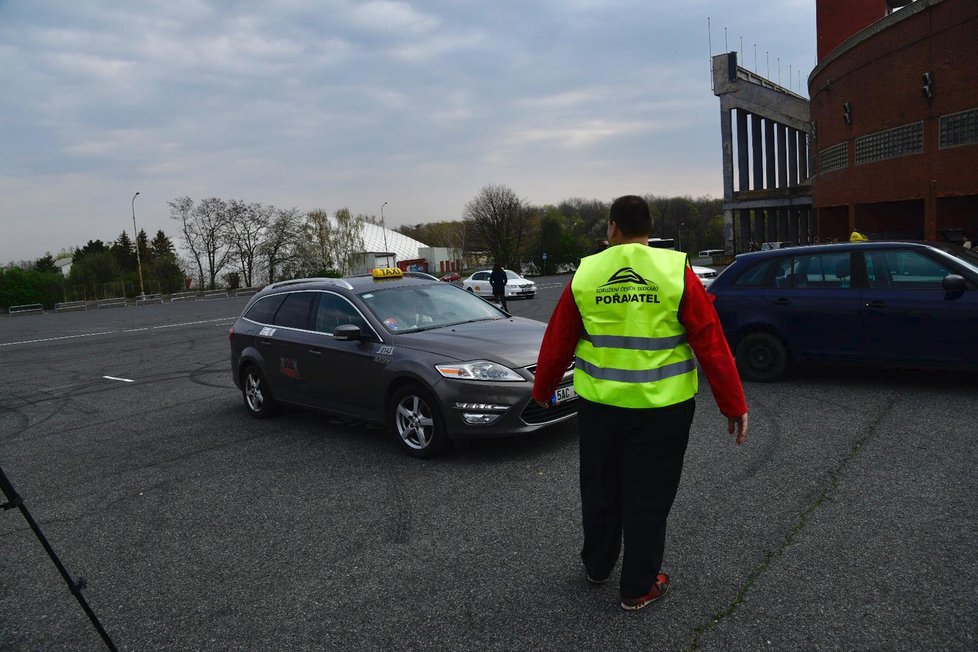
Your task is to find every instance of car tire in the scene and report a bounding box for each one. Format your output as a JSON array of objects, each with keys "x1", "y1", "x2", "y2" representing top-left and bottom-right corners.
[
  {"x1": 735, "y1": 332, "x2": 788, "y2": 382},
  {"x1": 466, "y1": 287, "x2": 474, "y2": 293},
  {"x1": 389, "y1": 384, "x2": 451, "y2": 458},
  {"x1": 241, "y1": 364, "x2": 280, "y2": 418}
]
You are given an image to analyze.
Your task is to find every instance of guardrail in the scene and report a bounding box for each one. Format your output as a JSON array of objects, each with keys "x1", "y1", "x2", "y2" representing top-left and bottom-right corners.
[
  {"x1": 55, "y1": 300, "x2": 88, "y2": 313},
  {"x1": 202, "y1": 289, "x2": 229, "y2": 300},
  {"x1": 135, "y1": 293, "x2": 164, "y2": 306},
  {"x1": 96, "y1": 297, "x2": 127, "y2": 309},
  {"x1": 234, "y1": 287, "x2": 258, "y2": 297},
  {"x1": 170, "y1": 291, "x2": 197, "y2": 303},
  {"x1": 9, "y1": 303, "x2": 44, "y2": 316}
]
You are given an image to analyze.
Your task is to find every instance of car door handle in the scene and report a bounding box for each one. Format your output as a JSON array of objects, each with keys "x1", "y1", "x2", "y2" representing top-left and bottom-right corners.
[
  {"x1": 307, "y1": 349, "x2": 322, "y2": 356},
  {"x1": 773, "y1": 297, "x2": 790, "y2": 305},
  {"x1": 258, "y1": 339, "x2": 273, "y2": 346}
]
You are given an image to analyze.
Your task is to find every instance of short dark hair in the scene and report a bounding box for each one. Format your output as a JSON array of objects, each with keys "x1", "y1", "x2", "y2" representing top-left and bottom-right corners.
[{"x1": 609, "y1": 195, "x2": 651, "y2": 238}]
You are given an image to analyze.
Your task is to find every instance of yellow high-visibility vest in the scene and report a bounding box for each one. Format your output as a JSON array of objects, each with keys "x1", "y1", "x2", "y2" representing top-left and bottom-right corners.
[{"x1": 571, "y1": 243, "x2": 697, "y2": 408}]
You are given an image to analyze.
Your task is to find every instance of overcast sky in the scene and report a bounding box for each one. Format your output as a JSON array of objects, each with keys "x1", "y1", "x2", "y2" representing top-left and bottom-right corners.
[{"x1": 0, "y1": 0, "x2": 816, "y2": 264}]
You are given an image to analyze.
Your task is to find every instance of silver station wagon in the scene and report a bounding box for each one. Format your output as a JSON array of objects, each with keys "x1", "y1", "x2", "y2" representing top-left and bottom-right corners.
[{"x1": 229, "y1": 271, "x2": 577, "y2": 457}]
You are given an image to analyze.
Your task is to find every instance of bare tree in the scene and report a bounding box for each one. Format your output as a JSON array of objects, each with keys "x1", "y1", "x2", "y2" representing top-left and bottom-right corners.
[
  {"x1": 225, "y1": 200, "x2": 274, "y2": 288},
  {"x1": 168, "y1": 196, "x2": 205, "y2": 289},
  {"x1": 260, "y1": 207, "x2": 302, "y2": 284},
  {"x1": 197, "y1": 197, "x2": 234, "y2": 289},
  {"x1": 464, "y1": 184, "x2": 534, "y2": 268},
  {"x1": 169, "y1": 196, "x2": 232, "y2": 289}
]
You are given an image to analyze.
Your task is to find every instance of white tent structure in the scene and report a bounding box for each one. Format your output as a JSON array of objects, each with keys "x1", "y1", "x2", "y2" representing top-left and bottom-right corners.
[{"x1": 354, "y1": 221, "x2": 429, "y2": 272}]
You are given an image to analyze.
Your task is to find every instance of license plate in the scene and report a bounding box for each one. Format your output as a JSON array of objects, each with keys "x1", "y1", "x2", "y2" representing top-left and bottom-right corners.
[{"x1": 553, "y1": 385, "x2": 576, "y2": 405}]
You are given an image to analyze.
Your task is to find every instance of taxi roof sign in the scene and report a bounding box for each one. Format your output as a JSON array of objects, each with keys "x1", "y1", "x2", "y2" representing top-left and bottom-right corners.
[{"x1": 371, "y1": 267, "x2": 404, "y2": 279}]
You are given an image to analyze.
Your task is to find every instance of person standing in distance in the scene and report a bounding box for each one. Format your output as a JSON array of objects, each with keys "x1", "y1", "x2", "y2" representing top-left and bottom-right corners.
[
  {"x1": 532, "y1": 195, "x2": 749, "y2": 611},
  {"x1": 489, "y1": 263, "x2": 509, "y2": 312}
]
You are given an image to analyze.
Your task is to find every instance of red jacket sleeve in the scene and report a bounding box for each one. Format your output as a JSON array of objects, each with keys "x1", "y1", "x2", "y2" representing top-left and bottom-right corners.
[
  {"x1": 531, "y1": 283, "x2": 582, "y2": 403},
  {"x1": 680, "y1": 267, "x2": 748, "y2": 418}
]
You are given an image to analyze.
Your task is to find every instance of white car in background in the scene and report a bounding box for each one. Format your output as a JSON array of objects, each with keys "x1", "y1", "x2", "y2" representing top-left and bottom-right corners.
[
  {"x1": 692, "y1": 265, "x2": 718, "y2": 288},
  {"x1": 463, "y1": 269, "x2": 537, "y2": 299}
]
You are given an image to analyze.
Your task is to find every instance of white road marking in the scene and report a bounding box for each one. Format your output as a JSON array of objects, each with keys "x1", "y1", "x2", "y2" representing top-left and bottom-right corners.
[
  {"x1": 0, "y1": 317, "x2": 236, "y2": 348},
  {"x1": 103, "y1": 376, "x2": 135, "y2": 383}
]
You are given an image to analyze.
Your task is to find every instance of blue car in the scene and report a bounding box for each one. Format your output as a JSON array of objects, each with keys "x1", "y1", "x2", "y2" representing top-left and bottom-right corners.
[{"x1": 708, "y1": 241, "x2": 978, "y2": 381}]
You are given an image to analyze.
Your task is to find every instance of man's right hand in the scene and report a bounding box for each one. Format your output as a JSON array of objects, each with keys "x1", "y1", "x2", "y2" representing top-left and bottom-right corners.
[{"x1": 728, "y1": 413, "x2": 748, "y2": 445}]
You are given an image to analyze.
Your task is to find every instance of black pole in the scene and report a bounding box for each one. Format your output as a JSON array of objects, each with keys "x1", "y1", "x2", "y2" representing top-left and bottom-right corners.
[{"x1": 0, "y1": 464, "x2": 117, "y2": 651}]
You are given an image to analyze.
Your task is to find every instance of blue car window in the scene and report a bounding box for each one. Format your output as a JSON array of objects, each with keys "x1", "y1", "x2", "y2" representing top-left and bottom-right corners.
[
  {"x1": 873, "y1": 250, "x2": 954, "y2": 290},
  {"x1": 794, "y1": 252, "x2": 852, "y2": 288},
  {"x1": 772, "y1": 258, "x2": 796, "y2": 288},
  {"x1": 734, "y1": 259, "x2": 774, "y2": 287}
]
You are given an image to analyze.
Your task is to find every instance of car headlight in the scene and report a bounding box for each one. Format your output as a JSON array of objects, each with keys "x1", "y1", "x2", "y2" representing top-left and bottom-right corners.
[{"x1": 435, "y1": 360, "x2": 525, "y2": 382}]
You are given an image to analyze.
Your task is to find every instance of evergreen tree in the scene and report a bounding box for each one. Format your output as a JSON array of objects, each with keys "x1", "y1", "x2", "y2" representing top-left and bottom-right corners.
[
  {"x1": 73, "y1": 239, "x2": 108, "y2": 263},
  {"x1": 33, "y1": 253, "x2": 57, "y2": 273},
  {"x1": 112, "y1": 231, "x2": 136, "y2": 272},
  {"x1": 150, "y1": 230, "x2": 175, "y2": 258},
  {"x1": 137, "y1": 228, "x2": 151, "y2": 264}
]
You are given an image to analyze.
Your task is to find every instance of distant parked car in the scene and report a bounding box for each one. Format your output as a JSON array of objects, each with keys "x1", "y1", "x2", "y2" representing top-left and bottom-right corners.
[
  {"x1": 463, "y1": 269, "x2": 537, "y2": 299},
  {"x1": 692, "y1": 265, "x2": 718, "y2": 288},
  {"x1": 708, "y1": 241, "x2": 978, "y2": 381},
  {"x1": 698, "y1": 249, "x2": 725, "y2": 258},
  {"x1": 440, "y1": 272, "x2": 461, "y2": 282}
]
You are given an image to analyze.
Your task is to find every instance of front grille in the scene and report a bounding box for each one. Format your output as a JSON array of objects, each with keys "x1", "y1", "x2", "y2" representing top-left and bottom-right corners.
[
  {"x1": 521, "y1": 381, "x2": 579, "y2": 424},
  {"x1": 521, "y1": 395, "x2": 578, "y2": 424}
]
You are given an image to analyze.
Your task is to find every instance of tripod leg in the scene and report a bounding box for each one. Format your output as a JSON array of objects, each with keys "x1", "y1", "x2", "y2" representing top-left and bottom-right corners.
[{"x1": 1, "y1": 465, "x2": 117, "y2": 651}]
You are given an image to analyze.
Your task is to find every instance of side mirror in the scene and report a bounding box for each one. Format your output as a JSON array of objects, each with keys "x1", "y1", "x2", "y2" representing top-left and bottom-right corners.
[
  {"x1": 333, "y1": 324, "x2": 362, "y2": 341},
  {"x1": 943, "y1": 274, "x2": 967, "y2": 292}
]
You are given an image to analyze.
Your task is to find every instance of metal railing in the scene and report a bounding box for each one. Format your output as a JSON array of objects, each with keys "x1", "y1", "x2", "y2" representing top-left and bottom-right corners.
[
  {"x1": 135, "y1": 294, "x2": 164, "y2": 306},
  {"x1": 95, "y1": 297, "x2": 127, "y2": 309},
  {"x1": 54, "y1": 300, "x2": 89, "y2": 313},
  {"x1": 169, "y1": 291, "x2": 197, "y2": 303},
  {"x1": 8, "y1": 303, "x2": 44, "y2": 316}
]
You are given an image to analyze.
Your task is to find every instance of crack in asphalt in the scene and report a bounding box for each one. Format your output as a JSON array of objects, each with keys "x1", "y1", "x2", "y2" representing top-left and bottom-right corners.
[{"x1": 688, "y1": 391, "x2": 901, "y2": 651}]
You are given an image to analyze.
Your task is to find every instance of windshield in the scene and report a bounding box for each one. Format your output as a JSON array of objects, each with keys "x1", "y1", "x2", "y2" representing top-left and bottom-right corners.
[
  {"x1": 359, "y1": 283, "x2": 507, "y2": 333},
  {"x1": 934, "y1": 242, "x2": 978, "y2": 271},
  {"x1": 505, "y1": 270, "x2": 524, "y2": 280}
]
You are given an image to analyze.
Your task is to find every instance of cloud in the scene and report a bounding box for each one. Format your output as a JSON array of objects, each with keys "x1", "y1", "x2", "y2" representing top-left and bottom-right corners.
[{"x1": 0, "y1": 0, "x2": 818, "y2": 263}]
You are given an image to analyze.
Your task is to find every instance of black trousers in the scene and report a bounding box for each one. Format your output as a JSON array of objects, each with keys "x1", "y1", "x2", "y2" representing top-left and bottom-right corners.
[
  {"x1": 577, "y1": 397, "x2": 694, "y2": 599},
  {"x1": 492, "y1": 289, "x2": 507, "y2": 310}
]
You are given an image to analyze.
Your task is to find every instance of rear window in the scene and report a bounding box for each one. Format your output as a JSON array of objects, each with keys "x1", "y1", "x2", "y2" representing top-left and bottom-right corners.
[
  {"x1": 244, "y1": 294, "x2": 286, "y2": 324},
  {"x1": 733, "y1": 260, "x2": 773, "y2": 287},
  {"x1": 273, "y1": 292, "x2": 316, "y2": 329}
]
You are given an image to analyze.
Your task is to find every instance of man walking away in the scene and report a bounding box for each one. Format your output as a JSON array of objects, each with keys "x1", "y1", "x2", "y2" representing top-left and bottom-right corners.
[
  {"x1": 489, "y1": 263, "x2": 508, "y2": 312},
  {"x1": 532, "y1": 195, "x2": 749, "y2": 611}
]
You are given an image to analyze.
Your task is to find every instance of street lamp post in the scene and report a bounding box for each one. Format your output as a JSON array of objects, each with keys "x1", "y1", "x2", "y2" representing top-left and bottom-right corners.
[
  {"x1": 132, "y1": 192, "x2": 146, "y2": 298},
  {"x1": 381, "y1": 201, "x2": 391, "y2": 268}
]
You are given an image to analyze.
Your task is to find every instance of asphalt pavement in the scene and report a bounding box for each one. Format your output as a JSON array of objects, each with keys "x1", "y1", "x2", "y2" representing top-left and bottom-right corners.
[{"x1": 0, "y1": 278, "x2": 975, "y2": 651}]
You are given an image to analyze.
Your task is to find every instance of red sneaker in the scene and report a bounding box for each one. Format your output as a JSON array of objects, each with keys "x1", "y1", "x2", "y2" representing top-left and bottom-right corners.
[{"x1": 620, "y1": 573, "x2": 670, "y2": 610}]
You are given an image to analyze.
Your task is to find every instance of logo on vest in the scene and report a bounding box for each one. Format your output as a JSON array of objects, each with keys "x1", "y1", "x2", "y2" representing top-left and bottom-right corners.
[
  {"x1": 595, "y1": 267, "x2": 659, "y2": 305},
  {"x1": 601, "y1": 267, "x2": 651, "y2": 287}
]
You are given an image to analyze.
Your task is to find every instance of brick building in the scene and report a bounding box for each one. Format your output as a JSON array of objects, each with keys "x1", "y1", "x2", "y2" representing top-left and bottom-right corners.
[{"x1": 810, "y1": 0, "x2": 978, "y2": 242}]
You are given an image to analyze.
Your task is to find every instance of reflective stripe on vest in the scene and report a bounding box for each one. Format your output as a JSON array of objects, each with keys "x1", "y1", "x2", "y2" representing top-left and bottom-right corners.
[{"x1": 571, "y1": 243, "x2": 697, "y2": 409}]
